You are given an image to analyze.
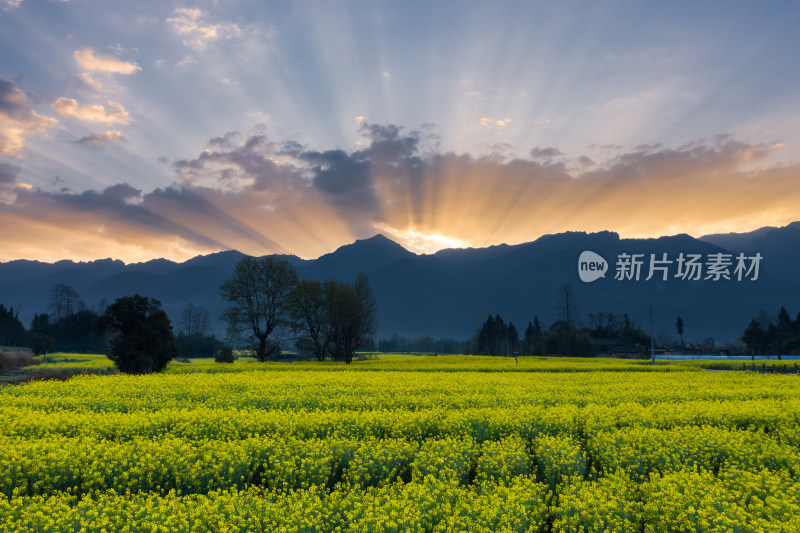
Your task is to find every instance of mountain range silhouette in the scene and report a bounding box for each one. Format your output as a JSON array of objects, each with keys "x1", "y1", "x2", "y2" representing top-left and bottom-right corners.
[{"x1": 2, "y1": 223, "x2": 800, "y2": 343}]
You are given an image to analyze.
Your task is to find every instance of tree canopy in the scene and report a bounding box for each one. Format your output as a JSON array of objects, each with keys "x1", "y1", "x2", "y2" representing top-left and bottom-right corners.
[
  {"x1": 220, "y1": 256, "x2": 298, "y2": 361},
  {"x1": 96, "y1": 295, "x2": 179, "y2": 374},
  {"x1": 292, "y1": 274, "x2": 378, "y2": 364}
]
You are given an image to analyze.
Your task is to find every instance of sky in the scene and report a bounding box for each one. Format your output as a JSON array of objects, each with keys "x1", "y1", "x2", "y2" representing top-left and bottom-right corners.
[{"x1": 1, "y1": 0, "x2": 799, "y2": 263}]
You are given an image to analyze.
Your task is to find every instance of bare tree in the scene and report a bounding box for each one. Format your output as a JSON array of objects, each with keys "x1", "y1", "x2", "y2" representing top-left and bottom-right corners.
[
  {"x1": 48, "y1": 283, "x2": 80, "y2": 321},
  {"x1": 326, "y1": 274, "x2": 377, "y2": 364},
  {"x1": 556, "y1": 283, "x2": 580, "y2": 355},
  {"x1": 556, "y1": 283, "x2": 579, "y2": 330},
  {"x1": 220, "y1": 256, "x2": 298, "y2": 361},
  {"x1": 181, "y1": 303, "x2": 195, "y2": 335},
  {"x1": 181, "y1": 303, "x2": 211, "y2": 336},
  {"x1": 291, "y1": 274, "x2": 378, "y2": 363},
  {"x1": 290, "y1": 279, "x2": 330, "y2": 361},
  {"x1": 196, "y1": 307, "x2": 210, "y2": 336}
]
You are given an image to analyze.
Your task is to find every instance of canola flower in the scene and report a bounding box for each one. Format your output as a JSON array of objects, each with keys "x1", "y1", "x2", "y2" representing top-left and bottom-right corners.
[{"x1": 0, "y1": 361, "x2": 798, "y2": 531}]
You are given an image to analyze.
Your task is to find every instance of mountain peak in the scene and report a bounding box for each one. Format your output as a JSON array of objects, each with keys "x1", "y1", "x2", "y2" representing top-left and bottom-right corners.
[
  {"x1": 324, "y1": 233, "x2": 411, "y2": 256},
  {"x1": 351, "y1": 233, "x2": 410, "y2": 250},
  {"x1": 301, "y1": 234, "x2": 413, "y2": 280},
  {"x1": 360, "y1": 233, "x2": 394, "y2": 243}
]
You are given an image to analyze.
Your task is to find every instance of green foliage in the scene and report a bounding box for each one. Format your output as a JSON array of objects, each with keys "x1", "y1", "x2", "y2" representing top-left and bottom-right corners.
[
  {"x1": 291, "y1": 274, "x2": 378, "y2": 364},
  {"x1": 323, "y1": 274, "x2": 377, "y2": 364},
  {"x1": 743, "y1": 306, "x2": 800, "y2": 356},
  {"x1": 214, "y1": 346, "x2": 235, "y2": 363},
  {"x1": 377, "y1": 333, "x2": 464, "y2": 354},
  {"x1": 44, "y1": 309, "x2": 105, "y2": 353},
  {"x1": 28, "y1": 332, "x2": 54, "y2": 356},
  {"x1": 0, "y1": 304, "x2": 26, "y2": 347},
  {"x1": 96, "y1": 295, "x2": 179, "y2": 374},
  {"x1": 545, "y1": 325, "x2": 593, "y2": 356},
  {"x1": 175, "y1": 332, "x2": 222, "y2": 358},
  {"x1": 472, "y1": 314, "x2": 521, "y2": 355}
]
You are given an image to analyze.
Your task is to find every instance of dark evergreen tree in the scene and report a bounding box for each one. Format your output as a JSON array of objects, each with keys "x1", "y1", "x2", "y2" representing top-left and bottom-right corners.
[
  {"x1": 47, "y1": 309, "x2": 104, "y2": 353},
  {"x1": 507, "y1": 322, "x2": 519, "y2": 354},
  {"x1": 30, "y1": 313, "x2": 50, "y2": 333},
  {"x1": 477, "y1": 315, "x2": 494, "y2": 355},
  {"x1": 492, "y1": 314, "x2": 506, "y2": 355},
  {"x1": 96, "y1": 295, "x2": 179, "y2": 374},
  {"x1": 676, "y1": 315, "x2": 685, "y2": 352},
  {"x1": 742, "y1": 319, "x2": 768, "y2": 359},
  {"x1": 522, "y1": 318, "x2": 541, "y2": 355},
  {"x1": 0, "y1": 304, "x2": 27, "y2": 347}
]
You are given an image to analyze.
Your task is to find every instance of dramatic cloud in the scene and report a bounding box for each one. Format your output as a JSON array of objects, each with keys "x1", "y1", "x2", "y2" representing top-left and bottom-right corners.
[
  {"x1": 0, "y1": 79, "x2": 58, "y2": 157},
  {"x1": 167, "y1": 8, "x2": 242, "y2": 51},
  {"x1": 0, "y1": 184, "x2": 227, "y2": 261},
  {"x1": 174, "y1": 134, "x2": 305, "y2": 194},
  {"x1": 2, "y1": 121, "x2": 799, "y2": 262},
  {"x1": 0, "y1": 0, "x2": 22, "y2": 11},
  {"x1": 206, "y1": 131, "x2": 241, "y2": 148},
  {"x1": 162, "y1": 125, "x2": 800, "y2": 256},
  {"x1": 0, "y1": 162, "x2": 18, "y2": 185},
  {"x1": 0, "y1": 162, "x2": 21, "y2": 202},
  {"x1": 52, "y1": 97, "x2": 131, "y2": 124},
  {"x1": 530, "y1": 147, "x2": 564, "y2": 161},
  {"x1": 479, "y1": 117, "x2": 511, "y2": 127},
  {"x1": 102, "y1": 182, "x2": 140, "y2": 201},
  {"x1": 76, "y1": 130, "x2": 125, "y2": 148},
  {"x1": 74, "y1": 72, "x2": 104, "y2": 91},
  {"x1": 73, "y1": 48, "x2": 141, "y2": 75}
]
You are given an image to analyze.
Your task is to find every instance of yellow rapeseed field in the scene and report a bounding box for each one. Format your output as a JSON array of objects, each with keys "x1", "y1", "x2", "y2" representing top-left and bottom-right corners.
[{"x1": 1, "y1": 356, "x2": 798, "y2": 532}]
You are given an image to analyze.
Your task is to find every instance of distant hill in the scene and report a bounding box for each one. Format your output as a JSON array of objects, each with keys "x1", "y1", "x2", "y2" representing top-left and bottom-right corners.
[
  {"x1": 2, "y1": 226, "x2": 799, "y2": 343},
  {"x1": 700, "y1": 222, "x2": 800, "y2": 283}
]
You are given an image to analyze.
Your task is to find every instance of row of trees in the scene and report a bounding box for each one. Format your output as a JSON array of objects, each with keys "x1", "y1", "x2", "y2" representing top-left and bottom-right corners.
[
  {"x1": 376, "y1": 333, "x2": 462, "y2": 354},
  {"x1": 465, "y1": 284, "x2": 653, "y2": 357},
  {"x1": 742, "y1": 306, "x2": 800, "y2": 358},
  {"x1": 0, "y1": 304, "x2": 27, "y2": 347},
  {"x1": 3, "y1": 283, "x2": 106, "y2": 355},
  {"x1": 2, "y1": 256, "x2": 378, "y2": 366},
  {"x1": 29, "y1": 308, "x2": 106, "y2": 355},
  {"x1": 2, "y1": 282, "x2": 216, "y2": 366},
  {"x1": 220, "y1": 257, "x2": 377, "y2": 364},
  {"x1": 2, "y1": 289, "x2": 180, "y2": 374},
  {"x1": 175, "y1": 303, "x2": 222, "y2": 358},
  {"x1": 465, "y1": 312, "x2": 651, "y2": 357}
]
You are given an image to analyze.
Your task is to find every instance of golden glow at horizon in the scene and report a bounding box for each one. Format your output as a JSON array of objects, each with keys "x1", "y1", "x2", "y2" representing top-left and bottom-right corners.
[{"x1": 3, "y1": 149, "x2": 800, "y2": 263}]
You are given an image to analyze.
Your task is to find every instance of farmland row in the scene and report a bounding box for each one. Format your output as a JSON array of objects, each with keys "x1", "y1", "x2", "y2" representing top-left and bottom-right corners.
[
  {"x1": 2, "y1": 468, "x2": 799, "y2": 533},
  {"x1": 2, "y1": 371, "x2": 796, "y2": 412},
  {"x1": 2, "y1": 398, "x2": 798, "y2": 444},
  {"x1": 2, "y1": 366, "x2": 799, "y2": 532},
  {"x1": 1, "y1": 426, "x2": 797, "y2": 499}
]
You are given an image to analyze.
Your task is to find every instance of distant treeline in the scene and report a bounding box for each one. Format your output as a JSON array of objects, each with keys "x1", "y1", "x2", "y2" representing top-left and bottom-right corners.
[
  {"x1": 742, "y1": 306, "x2": 800, "y2": 358},
  {"x1": 1, "y1": 283, "x2": 222, "y2": 357},
  {"x1": 3, "y1": 281, "x2": 799, "y2": 359}
]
